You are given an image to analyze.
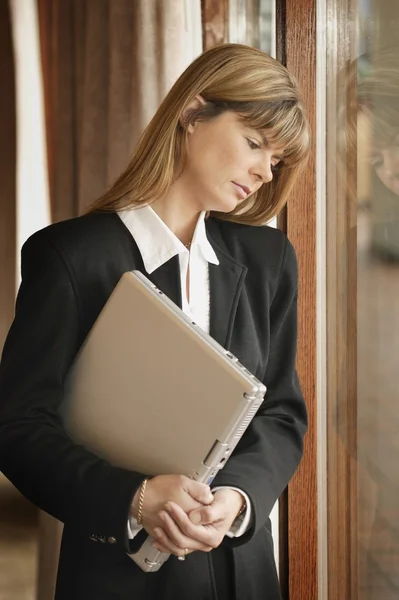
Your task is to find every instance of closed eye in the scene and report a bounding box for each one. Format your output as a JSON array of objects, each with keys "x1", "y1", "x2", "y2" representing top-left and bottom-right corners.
[
  {"x1": 247, "y1": 138, "x2": 261, "y2": 150},
  {"x1": 371, "y1": 155, "x2": 383, "y2": 168}
]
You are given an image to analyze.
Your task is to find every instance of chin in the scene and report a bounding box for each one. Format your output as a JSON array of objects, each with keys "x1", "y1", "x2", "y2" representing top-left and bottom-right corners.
[{"x1": 204, "y1": 197, "x2": 239, "y2": 214}]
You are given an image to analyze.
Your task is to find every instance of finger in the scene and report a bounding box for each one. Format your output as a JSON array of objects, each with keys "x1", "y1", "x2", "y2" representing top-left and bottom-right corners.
[
  {"x1": 158, "y1": 511, "x2": 212, "y2": 552},
  {"x1": 184, "y1": 480, "x2": 214, "y2": 505},
  {"x1": 152, "y1": 526, "x2": 194, "y2": 557},
  {"x1": 164, "y1": 502, "x2": 222, "y2": 549},
  {"x1": 189, "y1": 503, "x2": 224, "y2": 526},
  {"x1": 152, "y1": 541, "x2": 171, "y2": 554}
]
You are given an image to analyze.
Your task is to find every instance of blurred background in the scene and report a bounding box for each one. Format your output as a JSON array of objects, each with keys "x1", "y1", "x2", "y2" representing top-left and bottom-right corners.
[{"x1": 0, "y1": 1, "x2": 398, "y2": 599}]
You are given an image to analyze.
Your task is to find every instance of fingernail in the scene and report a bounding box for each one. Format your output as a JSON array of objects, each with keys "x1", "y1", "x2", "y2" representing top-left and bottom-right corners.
[
  {"x1": 154, "y1": 528, "x2": 162, "y2": 538},
  {"x1": 164, "y1": 502, "x2": 172, "y2": 511},
  {"x1": 159, "y1": 511, "x2": 167, "y2": 520},
  {"x1": 190, "y1": 512, "x2": 201, "y2": 525}
]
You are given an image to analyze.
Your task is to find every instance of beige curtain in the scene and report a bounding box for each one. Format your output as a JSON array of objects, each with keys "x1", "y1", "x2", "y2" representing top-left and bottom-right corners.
[
  {"x1": 35, "y1": 1, "x2": 201, "y2": 598},
  {"x1": 0, "y1": 0, "x2": 16, "y2": 353},
  {"x1": 38, "y1": 0, "x2": 202, "y2": 222}
]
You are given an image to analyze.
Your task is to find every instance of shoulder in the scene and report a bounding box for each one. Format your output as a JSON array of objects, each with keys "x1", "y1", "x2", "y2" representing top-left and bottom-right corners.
[
  {"x1": 22, "y1": 212, "x2": 131, "y2": 263},
  {"x1": 206, "y1": 218, "x2": 297, "y2": 277},
  {"x1": 24, "y1": 212, "x2": 122, "y2": 250}
]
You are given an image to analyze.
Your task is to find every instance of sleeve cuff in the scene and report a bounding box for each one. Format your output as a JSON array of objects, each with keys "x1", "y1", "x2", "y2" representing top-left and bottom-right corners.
[{"x1": 127, "y1": 516, "x2": 144, "y2": 540}]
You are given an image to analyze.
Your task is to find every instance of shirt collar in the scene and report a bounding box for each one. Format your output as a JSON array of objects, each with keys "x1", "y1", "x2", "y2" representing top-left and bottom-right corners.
[{"x1": 118, "y1": 204, "x2": 219, "y2": 274}]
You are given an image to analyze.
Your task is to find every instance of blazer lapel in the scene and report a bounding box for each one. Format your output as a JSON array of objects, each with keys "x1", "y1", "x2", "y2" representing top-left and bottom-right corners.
[
  {"x1": 145, "y1": 255, "x2": 183, "y2": 309},
  {"x1": 113, "y1": 213, "x2": 183, "y2": 308},
  {"x1": 207, "y1": 225, "x2": 247, "y2": 350}
]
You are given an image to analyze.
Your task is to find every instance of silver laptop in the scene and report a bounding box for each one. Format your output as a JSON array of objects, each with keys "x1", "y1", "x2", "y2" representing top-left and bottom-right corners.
[{"x1": 61, "y1": 271, "x2": 266, "y2": 571}]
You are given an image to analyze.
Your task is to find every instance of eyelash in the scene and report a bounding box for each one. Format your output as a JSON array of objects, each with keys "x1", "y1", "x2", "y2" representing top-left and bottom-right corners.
[
  {"x1": 247, "y1": 138, "x2": 261, "y2": 150},
  {"x1": 246, "y1": 137, "x2": 283, "y2": 171}
]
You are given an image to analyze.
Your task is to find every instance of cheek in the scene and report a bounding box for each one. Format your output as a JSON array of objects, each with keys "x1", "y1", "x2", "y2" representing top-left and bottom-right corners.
[
  {"x1": 375, "y1": 166, "x2": 388, "y2": 183},
  {"x1": 186, "y1": 128, "x2": 246, "y2": 183},
  {"x1": 188, "y1": 146, "x2": 231, "y2": 181}
]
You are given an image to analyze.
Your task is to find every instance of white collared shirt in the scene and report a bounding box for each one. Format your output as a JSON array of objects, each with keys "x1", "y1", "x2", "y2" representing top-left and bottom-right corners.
[{"x1": 118, "y1": 205, "x2": 252, "y2": 539}]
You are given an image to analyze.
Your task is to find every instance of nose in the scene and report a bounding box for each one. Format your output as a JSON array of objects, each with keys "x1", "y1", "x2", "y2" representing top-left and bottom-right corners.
[{"x1": 252, "y1": 150, "x2": 275, "y2": 184}]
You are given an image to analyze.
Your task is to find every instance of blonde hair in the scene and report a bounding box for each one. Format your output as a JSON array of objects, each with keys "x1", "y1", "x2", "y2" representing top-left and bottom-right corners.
[{"x1": 88, "y1": 44, "x2": 310, "y2": 225}]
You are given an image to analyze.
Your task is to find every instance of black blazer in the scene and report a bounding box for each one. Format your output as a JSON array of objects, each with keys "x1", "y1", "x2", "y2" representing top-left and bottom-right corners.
[{"x1": 0, "y1": 212, "x2": 307, "y2": 600}]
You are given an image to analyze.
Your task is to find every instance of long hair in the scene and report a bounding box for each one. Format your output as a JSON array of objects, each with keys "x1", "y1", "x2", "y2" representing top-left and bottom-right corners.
[{"x1": 87, "y1": 44, "x2": 310, "y2": 225}]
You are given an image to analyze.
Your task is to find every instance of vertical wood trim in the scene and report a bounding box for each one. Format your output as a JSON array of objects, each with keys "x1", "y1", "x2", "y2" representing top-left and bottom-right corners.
[
  {"x1": 278, "y1": 1, "x2": 318, "y2": 598},
  {"x1": 201, "y1": 0, "x2": 229, "y2": 49}
]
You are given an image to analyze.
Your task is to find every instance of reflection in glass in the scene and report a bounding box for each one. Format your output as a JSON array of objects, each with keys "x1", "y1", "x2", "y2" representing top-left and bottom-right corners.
[
  {"x1": 356, "y1": 3, "x2": 399, "y2": 598},
  {"x1": 357, "y1": 45, "x2": 399, "y2": 598},
  {"x1": 229, "y1": 0, "x2": 275, "y2": 57},
  {"x1": 327, "y1": 0, "x2": 399, "y2": 597}
]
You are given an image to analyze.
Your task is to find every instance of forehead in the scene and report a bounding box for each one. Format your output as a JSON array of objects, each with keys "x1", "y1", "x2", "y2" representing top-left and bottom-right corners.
[
  {"x1": 257, "y1": 129, "x2": 286, "y2": 153},
  {"x1": 363, "y1": 111, "x2": 399, "y2": 147},
  {"x1": 372, "y1": 135, "x2": 399, "y2": 152},
  {"x1": 231, "y1": 115, "x2": 285, "y2": 150},
  {"x1": 210, "y1": 111, "x2": 288, "y2": 154}
]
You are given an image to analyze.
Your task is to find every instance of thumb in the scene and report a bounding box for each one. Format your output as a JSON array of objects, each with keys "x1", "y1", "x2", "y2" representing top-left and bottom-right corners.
[
  {"x1": 188, "y1": 507, "x2": 206, "y2": 525},
  {"x1": 189, "y1": 503, "x2": 218, "y2": 525},
  {"x1": 187, "y1": 481, "x2": 214, "y2": 505}
]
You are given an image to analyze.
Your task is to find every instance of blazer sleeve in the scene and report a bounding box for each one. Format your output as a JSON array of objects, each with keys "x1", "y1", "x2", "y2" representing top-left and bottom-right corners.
[
  {"x1": 0, "y1": 232, "x2": 144, "y2": 551},
  {"x1": 212, "y1": 237, "x2": 308, "y2": 546}
]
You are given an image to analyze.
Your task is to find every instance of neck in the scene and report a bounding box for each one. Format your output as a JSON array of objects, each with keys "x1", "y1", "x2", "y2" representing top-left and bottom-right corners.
[{"x1": 150, "y1": 181, "x2": 203, "y2": 246}]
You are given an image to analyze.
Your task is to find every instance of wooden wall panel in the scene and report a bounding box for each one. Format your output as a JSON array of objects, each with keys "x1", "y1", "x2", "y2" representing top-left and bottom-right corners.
[
  {"x1": 0, "y1": 0, "x2": 16, "y2": 352},
  {"x1": 277, "y1": 1, "x2": 318, "y2": 598}
]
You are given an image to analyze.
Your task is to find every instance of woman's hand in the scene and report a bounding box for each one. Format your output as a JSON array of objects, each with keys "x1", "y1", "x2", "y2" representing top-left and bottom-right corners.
[
  {"x1": 130, "y1": 474, "x2": 214, "y2": 552},
  {"x1": 151, "y1": 488, "x2": 245, "y2": 557}
]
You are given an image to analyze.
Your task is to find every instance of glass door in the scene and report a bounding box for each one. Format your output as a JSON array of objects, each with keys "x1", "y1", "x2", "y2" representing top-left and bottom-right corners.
[{"x1": 325, "y1": 0, "x2": 399, "y2": 597}]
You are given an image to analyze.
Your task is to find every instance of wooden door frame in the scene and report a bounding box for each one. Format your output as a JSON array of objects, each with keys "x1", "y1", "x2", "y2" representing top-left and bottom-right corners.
[{"x1": 277, "y1": 1, "x2": 318, "y2": 598}]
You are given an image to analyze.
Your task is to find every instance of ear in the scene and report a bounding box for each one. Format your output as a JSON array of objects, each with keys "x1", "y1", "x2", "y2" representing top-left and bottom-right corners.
[{"x1": 179, "y1": 95, "x2": 206, "y2": 132}]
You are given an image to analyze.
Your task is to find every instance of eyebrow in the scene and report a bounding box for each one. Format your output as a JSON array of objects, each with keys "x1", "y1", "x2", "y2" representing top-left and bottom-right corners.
[
  {"x1": 259, "y1": 131, "x2": 269, "y2": 146},
  {"x1": 258, "y1": 131, "x2": 285, "y2": 158}
]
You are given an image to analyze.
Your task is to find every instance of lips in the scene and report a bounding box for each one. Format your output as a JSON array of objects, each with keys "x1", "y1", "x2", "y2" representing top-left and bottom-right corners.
[{"x1": 232, "y1": 182, "x2": 251, "y2": 200}]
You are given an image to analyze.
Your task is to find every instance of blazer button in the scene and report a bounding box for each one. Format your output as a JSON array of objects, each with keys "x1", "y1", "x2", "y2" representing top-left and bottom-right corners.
[
  {"x1": 108, "y1": 537, "x2": 117, "y2": 544},
  {"x1": 89, "y1": 534, "x2": 98, "y2": 542},
  {"x1": 98, "y1": 535, "x2": 106, "y2": 543}
]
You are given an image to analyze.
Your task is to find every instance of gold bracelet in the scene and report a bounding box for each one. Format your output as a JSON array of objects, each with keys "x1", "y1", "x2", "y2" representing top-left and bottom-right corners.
[{"x1": 136, "y1": 478, "x2": 148, "y2": 525}]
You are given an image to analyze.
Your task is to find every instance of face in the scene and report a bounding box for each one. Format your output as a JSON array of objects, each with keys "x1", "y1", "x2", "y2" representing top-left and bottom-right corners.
[
  {"x1": 178, "y1": 111, "x2": 285, "y2": 213},
  {"x1": 371, "y1": 135, "x2": 399, "y2": 196}
]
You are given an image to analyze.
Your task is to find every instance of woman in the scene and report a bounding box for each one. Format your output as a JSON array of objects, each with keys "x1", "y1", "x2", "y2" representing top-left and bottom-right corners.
[{"x1": 0, "y1": 44, "x2": 309, "y2": 600}]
